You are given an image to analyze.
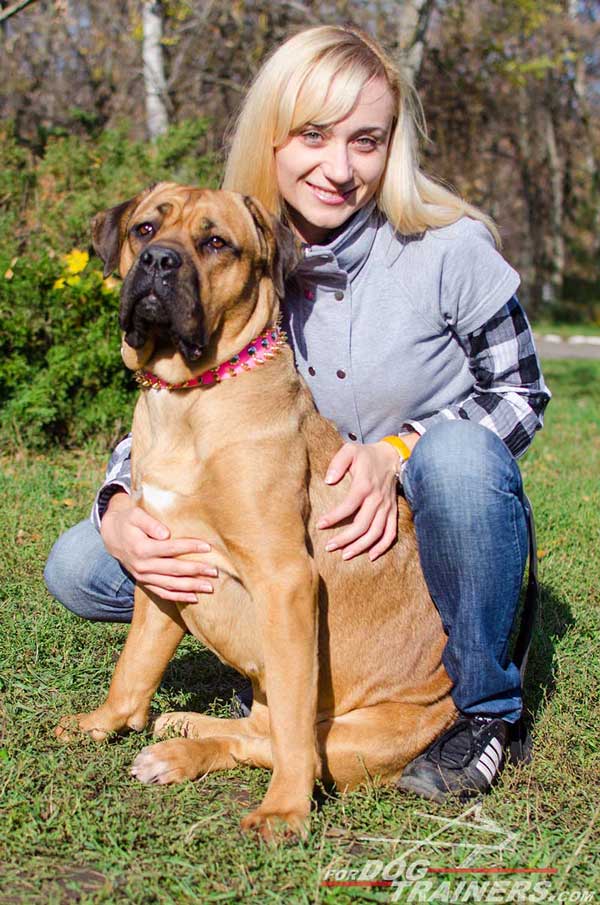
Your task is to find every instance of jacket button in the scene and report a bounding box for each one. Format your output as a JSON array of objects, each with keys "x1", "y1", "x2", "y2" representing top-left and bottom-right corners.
[
  {"x1": 308, "y1": 366, "x2": 316, "y2": 376},
  {"x1": 348, "y1": 432, "x2": 357, "y2": 441},
  {"x1": 336, "y1": 369, "x2": 346, "y2": 379},
  {"x1": 334, "y1": 290, "x2": 344, "y2": 300}
]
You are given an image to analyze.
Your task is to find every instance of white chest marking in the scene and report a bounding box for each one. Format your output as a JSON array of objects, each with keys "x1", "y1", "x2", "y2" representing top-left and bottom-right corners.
[{"x1": 141, "y1": 483, "x2": 178, "y2": 513}]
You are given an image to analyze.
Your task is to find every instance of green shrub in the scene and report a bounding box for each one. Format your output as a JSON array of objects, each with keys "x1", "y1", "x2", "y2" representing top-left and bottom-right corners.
[
  {"x1": 0, "y1": 119, "x2": 221, "y2": 449},
  {"x1": 0, "y1": 250, "x2": 133, "y2": 449}
]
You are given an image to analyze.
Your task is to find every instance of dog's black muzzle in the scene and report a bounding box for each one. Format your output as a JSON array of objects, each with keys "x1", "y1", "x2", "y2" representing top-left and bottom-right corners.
[
  {"x1": 119, "y1": 243, "x2": 205, "y2": 361},
  {"x1": 140, "y1": 244, "x2": 183, "y2": 275}
]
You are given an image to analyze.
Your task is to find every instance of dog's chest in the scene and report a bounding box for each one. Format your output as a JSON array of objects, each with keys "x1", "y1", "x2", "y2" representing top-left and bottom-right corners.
[{"x1": 137, "y1": 481, "x2": 179, "y2": 514}]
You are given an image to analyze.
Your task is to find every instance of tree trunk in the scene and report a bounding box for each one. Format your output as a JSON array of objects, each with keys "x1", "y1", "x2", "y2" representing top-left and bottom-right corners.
[
  {"x1": 567, "y1": 0, "x2": 600, "y2": 256},
  {"x1": 543, "y1": 103, "x2": 564, "y2": 305},
  {"x1": 0, "y1": 0, "x2": 38, "y2": 25},
  {"x1": 514, "y1": 87, "x2": 546, "y2": 316},
  {"x1": 142, "y1": 0, "x2": 168, "y2": 140},
  {"x1": 394, "y1": 0, "x2": 436, "y2": 84}
]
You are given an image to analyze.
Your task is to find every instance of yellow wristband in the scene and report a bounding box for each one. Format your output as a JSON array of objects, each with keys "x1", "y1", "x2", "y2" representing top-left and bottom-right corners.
[{"x1": 381, "y1": 434, "x2": 412, "y2": 462}]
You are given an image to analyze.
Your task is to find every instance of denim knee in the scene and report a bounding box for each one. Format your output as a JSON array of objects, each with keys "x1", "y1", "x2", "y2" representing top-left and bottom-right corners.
[
  {"x1": 44, "y1": 519, "x2": 134, "y2": 622},
  {"x1": 404, "y1": 421, "x2": 523, "y2": 508}
]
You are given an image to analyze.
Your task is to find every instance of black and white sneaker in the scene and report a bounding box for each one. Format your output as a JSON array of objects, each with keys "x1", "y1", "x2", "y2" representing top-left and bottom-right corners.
[
  {"x1": 396, "y1": 715, "x2": 508, "y2": 803},
  {"x1": 232, "y1": 684, "x2": 253, "y2": 718}
]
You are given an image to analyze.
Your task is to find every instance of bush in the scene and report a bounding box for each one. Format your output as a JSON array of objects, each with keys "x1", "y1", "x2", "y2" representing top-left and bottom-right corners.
[
  {"x1": 0, "y1": 119, "x2": 221, "y2": 449},
  {"x1": 0, "y1": 249, "x2": 133, "y2": 449}
]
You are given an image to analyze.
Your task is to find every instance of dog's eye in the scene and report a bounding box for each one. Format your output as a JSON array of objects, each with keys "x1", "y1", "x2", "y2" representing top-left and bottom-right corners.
[
  {"x1": 135, "y1": 223, "x2": 155, "y2": 238},
  {"x1": 204, "y1": 236, "x2": 228, "y2": 251}
]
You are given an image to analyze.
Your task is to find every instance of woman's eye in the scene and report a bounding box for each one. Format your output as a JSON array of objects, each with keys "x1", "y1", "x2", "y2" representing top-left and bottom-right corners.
[
  {"x1": 135, "y1": 223, "x2": 155, "y2": 237},
  {"x1": 355, "y1": 136, "x2": 377, "y2": 150},
  {"x1": 302, "y1": 130, "x2": 323, "y2": 143}
]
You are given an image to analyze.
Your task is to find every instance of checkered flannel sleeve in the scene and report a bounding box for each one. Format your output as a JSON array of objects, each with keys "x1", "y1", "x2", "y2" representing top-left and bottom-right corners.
[
  {"x1": 404, "y1": 296, "x2": 551, "y2": 458},
  {"x1": 90, "y1": 433, "x2": 132, "y2": 530}
]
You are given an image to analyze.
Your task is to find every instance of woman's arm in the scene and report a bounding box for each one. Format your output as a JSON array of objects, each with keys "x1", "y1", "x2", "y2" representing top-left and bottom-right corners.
[
  {"x1": 91, "y1": 433, "x2": 133, "y2": 529},
  {"x1": 405, "y1": 296, "x2": 551, "y2": 458}
]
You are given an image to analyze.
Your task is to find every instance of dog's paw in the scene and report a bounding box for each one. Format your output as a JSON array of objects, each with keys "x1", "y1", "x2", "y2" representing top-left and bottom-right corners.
[
  {"x1": 54, "y1": 712, "x2": 112, "y2": 743},
  {"x1": 153, "y1": 711, "x2": 196, "y2": 738},
  {"x1": 130, "y1": 739, "x2": 199, "y2": 785},
  {"x1": 54, "y1": 707, "x2": 145, "y2": 742},
  {"x1": 240, "y1": 806, "x2": 310, "y2": 844}
]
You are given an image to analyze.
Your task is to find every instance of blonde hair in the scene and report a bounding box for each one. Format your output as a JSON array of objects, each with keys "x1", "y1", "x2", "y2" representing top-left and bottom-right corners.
[{"x1": 222, "y1": 26, "x2": 499, "y2": 244}]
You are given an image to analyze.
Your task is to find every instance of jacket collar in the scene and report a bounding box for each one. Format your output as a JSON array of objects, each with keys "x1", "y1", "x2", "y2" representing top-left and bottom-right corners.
[{"x1": 294, "y1": 199, "x2": 381, "y2": 283}]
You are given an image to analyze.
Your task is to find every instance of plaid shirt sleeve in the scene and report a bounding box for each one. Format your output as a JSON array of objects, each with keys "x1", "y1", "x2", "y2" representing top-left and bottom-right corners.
[
  {"x1": 404, "y1": 296, "x2": 551, "y2": 459},
  {"x1": 90, "y1": 433, "x2": 132, "y2": 530}
]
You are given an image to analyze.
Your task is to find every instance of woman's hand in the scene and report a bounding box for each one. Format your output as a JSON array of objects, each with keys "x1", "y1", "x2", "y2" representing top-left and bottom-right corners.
[
  {"x1": 317, "y1": 435, "x2": 419, "y2": 561},
  {"x1": 100, "y1": 492, "x2": 217, "y2": 603}
]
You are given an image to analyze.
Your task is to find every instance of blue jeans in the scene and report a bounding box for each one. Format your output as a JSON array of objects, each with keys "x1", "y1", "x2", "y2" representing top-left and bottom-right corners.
[
  {"x1": 44, "y1": 520, "x2": 135, "y2": 624},
  {"x1": 44, "y1": 421, "x2": 528, "y2": 722}
]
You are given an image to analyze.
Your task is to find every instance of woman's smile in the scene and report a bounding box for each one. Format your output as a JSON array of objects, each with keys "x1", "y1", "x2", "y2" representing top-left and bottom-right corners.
[{"x1": 305, "y1": 181, "x2": 357, "y2": 205}]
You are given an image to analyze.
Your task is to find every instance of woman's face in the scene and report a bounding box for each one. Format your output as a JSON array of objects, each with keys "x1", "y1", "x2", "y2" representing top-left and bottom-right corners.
[{"x1": 275, "y1": 77, "x2": 395, "y2": 245}]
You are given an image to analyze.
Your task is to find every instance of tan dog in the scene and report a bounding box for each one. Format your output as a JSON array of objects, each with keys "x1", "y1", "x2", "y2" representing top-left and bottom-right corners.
[{"x1": 56, "y1": 183, "x2": 454, "y2": 840}]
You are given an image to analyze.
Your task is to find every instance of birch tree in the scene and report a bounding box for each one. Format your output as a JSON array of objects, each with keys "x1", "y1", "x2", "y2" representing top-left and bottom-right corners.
[
  {"x1": 142, "y1": 0, "x2": 168, "y2": 140},
  {"x1": 392, "y1": 0, "x2": 436, "y2": 83}
]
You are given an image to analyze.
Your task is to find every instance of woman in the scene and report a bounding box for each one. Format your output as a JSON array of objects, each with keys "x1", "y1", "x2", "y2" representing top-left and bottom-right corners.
[{"x1": 45, "y1": 26, "x2": 550, "y2": 802}]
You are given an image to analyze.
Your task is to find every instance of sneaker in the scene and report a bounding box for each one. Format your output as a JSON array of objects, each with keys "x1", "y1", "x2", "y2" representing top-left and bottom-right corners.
[
  {"x1": 232, "y1": 683, "x2": 253, "y2": 718},
  {"x1": 396, "y1": 715, "x2": 508, "y2": 803}
]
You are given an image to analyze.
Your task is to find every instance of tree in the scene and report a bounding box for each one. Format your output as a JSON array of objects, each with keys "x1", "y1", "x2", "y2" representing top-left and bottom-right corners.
[
  {"x1": 0, "y1": 0, "x2": 39, "y2": 25},
  {"x1": 142, "y1": 0, "x2": 169, "y2": 140},
  {"x1": 392, "y1": 0, "x2": 437, "y2": 83}
]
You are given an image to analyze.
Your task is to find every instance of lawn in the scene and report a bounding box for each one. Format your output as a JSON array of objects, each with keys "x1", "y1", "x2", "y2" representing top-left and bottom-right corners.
[{"x1": 0, "y1": 358, "x2": 598, "y2": 905}]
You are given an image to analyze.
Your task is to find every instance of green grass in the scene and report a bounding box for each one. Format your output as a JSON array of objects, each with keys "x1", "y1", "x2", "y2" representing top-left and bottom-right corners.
[{"x1": 1, "y1": 359, "x2": 599, "y2": 904}]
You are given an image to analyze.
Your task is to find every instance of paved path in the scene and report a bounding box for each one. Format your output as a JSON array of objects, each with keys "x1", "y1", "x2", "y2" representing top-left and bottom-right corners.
[{"x1": 534, "y1": 334, "x2": 600, "y2": 360}]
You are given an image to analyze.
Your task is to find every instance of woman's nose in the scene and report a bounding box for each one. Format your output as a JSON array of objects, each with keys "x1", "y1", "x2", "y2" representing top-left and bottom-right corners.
[{"x1": 320, "y1": 143, "x2": 354, "y2": 185}]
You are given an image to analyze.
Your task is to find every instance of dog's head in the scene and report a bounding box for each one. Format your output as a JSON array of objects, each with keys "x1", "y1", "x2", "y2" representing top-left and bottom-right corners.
[{"x1": 92, "y1": 183, "x2": 301, "y2": 370}]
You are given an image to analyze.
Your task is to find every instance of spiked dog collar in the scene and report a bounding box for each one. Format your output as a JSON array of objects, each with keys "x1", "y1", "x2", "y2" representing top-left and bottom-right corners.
[{"x1": 133, "y1": 325, "x2": 287, "y2": 391}]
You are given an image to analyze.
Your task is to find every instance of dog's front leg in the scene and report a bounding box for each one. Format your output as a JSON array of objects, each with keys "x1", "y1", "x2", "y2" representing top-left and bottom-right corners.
[
  {"x1": 240, "y1": 554, "x2": 320, "y2": 841},
  {"x1": 55, "y1": 587, "x2": 186, "y2": 742}
]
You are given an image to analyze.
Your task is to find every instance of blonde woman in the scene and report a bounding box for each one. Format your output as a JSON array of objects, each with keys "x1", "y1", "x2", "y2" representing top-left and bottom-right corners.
[{"x1": 45, "y1": 26, "x2": 550, "y2": 802}]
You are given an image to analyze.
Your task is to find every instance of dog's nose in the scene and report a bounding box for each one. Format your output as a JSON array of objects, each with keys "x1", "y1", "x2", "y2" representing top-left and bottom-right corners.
[{"x1": 140, "y1": 245, "x2": 182, "y2": 274}]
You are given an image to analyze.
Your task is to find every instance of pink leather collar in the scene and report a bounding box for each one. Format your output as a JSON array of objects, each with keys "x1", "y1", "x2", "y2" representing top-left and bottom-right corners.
[{"x1": 133, "y1": 325, "x2": 286, "y2": 390}]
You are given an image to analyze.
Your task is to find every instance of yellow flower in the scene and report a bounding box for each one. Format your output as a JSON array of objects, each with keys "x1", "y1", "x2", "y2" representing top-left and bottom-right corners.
[
  {"x1": 101, "y1": 275, "x2": 120, "y2": 294},
  {"x1": 64, "y1": 249, "x2": 89, "y2": 275},
  {"x1": 4, "y1": 256, "x2": 18, "y2": 280},
  {"x1": 53, "y1": 277, "x2": 66, "y2": 289},
  {"x1": 66, "y1": 275, "x2": 81, "y2": 286}
]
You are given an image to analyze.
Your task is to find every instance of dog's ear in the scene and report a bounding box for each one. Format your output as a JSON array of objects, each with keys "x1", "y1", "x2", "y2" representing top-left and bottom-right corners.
[
  {"x1": 243, "y1": 196, "x2": 302, "y2": 298},
  {"x1": 272, "y1": 217, "x2": 303, "y2": 299},
  {"x1": 91, "y1": 197, "x2": 138, "y2": 278},
  {"x1": 92, "y1": 183, "x2": 164, "y2": 278}
]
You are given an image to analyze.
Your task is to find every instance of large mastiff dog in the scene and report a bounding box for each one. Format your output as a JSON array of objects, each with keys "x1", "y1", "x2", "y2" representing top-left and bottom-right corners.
[{"x1": 57, "y1": 183, "x2": 454, "y2": 840}]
